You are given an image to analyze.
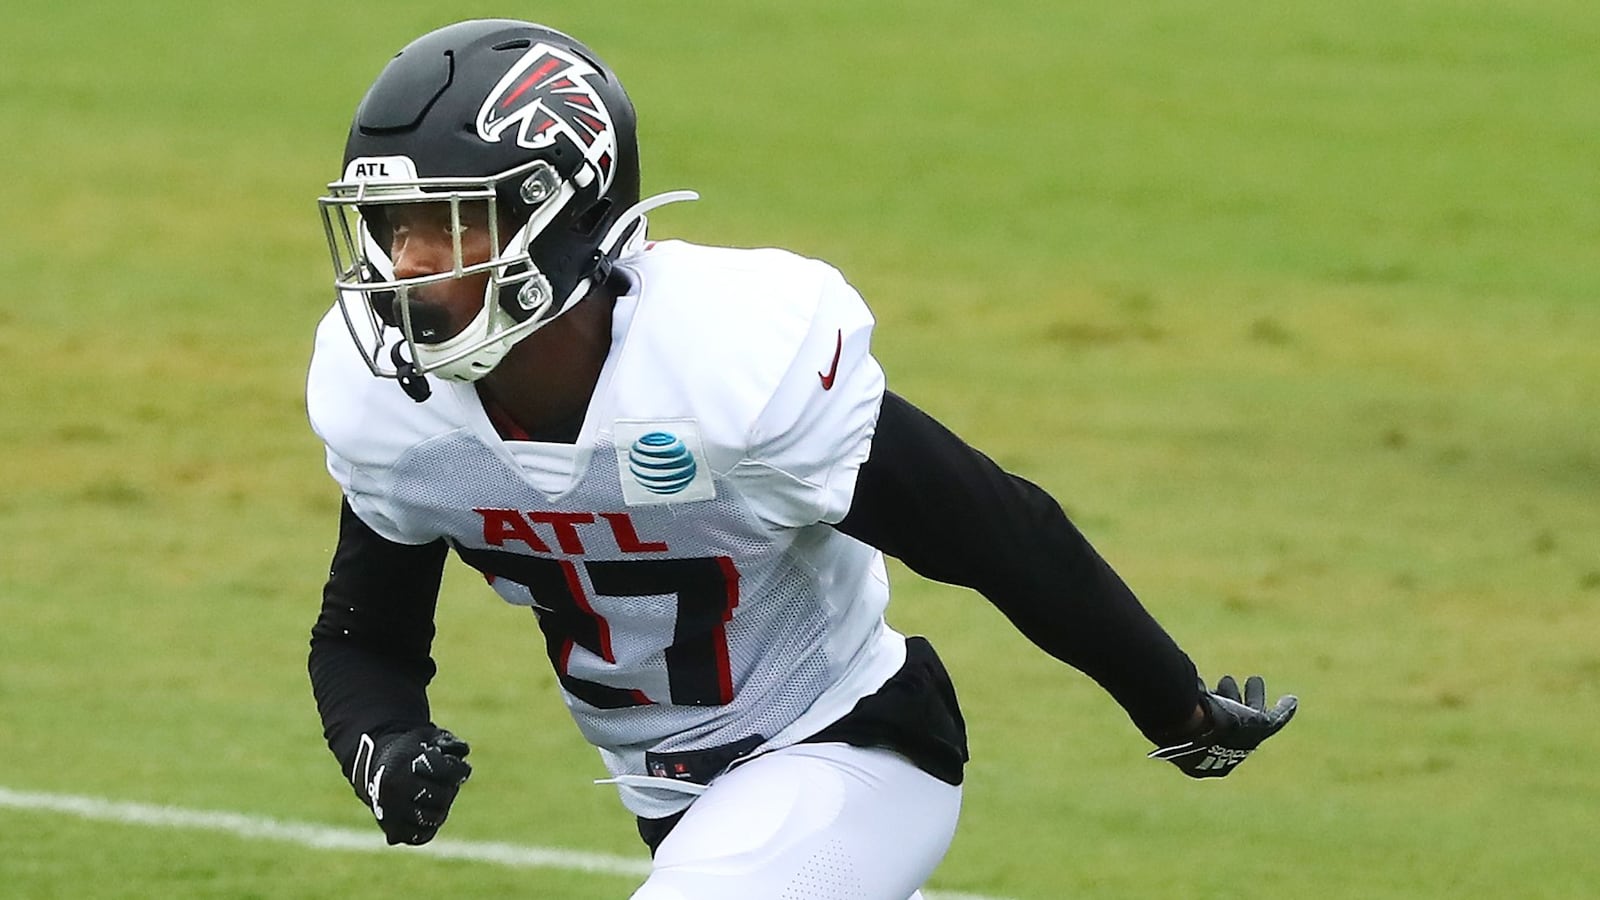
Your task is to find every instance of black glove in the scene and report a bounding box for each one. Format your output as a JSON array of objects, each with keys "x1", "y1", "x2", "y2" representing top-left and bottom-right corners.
[
  {"x1": 351, "y1": 726, "x2": 473, "y2": 845},
  {"x1": 1148, "y1": 675, "x2": 1297, "y2": 779}
]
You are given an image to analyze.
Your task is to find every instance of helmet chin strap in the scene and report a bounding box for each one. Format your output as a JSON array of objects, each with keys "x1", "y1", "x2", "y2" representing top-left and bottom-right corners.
[
  {"x1": 410, "y1": 296, "x2": 523, "y2": 382},
  {"x1": 390, "y1": 341, "x2": 433, "y2": 403}
]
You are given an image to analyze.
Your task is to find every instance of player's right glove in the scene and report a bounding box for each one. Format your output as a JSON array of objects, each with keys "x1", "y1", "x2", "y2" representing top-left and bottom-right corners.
[
  {"x1": 1148, "y1": 675, "x2": 1297, "y2": 779},
  {"x1": 351, "y1": 725, "x2": 473, "y2": 845}
]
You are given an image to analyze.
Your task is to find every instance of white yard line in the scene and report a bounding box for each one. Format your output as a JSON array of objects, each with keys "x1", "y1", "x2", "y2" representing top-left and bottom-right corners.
[{"x1": 0, "y1": 786, "x2": 1012, "y2": 900}]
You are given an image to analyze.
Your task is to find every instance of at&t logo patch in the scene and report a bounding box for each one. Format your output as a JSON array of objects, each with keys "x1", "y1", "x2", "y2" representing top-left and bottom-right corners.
[
  {"x1": 629, "y1": 432, "x2": 696, "y2": 494},
  {"x1": 613, "y1": 420, "x2": 716, "y2": 505}
]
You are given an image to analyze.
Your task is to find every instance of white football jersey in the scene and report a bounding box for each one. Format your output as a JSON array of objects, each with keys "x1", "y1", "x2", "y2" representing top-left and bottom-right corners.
[{"x1": 306, "y1": 240, "x2": 905, "y2": 818}]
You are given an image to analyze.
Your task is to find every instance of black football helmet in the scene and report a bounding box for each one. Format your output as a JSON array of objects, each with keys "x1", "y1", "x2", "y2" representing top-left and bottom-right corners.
[{"x1": 318, "y1": 19, "x2": 693, "y2": 390}]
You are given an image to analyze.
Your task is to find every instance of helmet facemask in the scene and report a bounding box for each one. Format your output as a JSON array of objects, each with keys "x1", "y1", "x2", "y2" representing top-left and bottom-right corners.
[{"x1": 319, "y1": 157, "x2": 584, "y2": 384}]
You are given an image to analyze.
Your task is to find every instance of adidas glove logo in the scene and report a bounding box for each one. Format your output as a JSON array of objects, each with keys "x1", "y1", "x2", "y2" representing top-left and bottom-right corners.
[{"x1": 1193, "y1": 745, "x2": 1252, "y2": 771}]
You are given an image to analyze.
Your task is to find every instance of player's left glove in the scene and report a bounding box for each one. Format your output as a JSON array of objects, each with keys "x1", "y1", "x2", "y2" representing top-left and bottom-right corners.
[
  {"x1": 351, "y1": 725, "x2": 473, "y2": 845},
  {"x1": 1149, "y1": 675, "x2": 1297, "y2": 779}
]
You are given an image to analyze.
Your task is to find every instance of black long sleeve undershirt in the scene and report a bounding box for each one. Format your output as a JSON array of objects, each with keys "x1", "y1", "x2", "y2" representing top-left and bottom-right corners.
[
  {"x1": 308, "y1": 500, "x2": 447, "y2": 778},
  {"x1": 308, "y1": 392, "x2": 1200, "y2": 775},
  {"x1": 834, "y1": 392, "x2": 1200, "y2": 742}
]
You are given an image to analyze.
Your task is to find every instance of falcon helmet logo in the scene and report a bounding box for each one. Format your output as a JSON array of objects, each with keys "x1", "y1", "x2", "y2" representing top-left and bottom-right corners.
[{"x1": 475, "y1": 43, "x2": 618, "y2": 193}]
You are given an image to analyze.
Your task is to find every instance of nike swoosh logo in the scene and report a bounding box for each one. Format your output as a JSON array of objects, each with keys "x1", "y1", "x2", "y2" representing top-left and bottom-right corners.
[{"x1": 818, "y1": 329, "x2": 843, "y2": 390}]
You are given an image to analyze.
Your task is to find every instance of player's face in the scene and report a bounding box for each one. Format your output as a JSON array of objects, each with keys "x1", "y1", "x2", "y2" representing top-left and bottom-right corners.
[{"x1": 386, "y1": 200, "x2": 496, "y2": 343}]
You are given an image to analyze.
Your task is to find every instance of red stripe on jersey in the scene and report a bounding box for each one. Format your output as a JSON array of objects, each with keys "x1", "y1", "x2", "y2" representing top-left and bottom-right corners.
[
  {"x1": 563, "y1": 559, "x2": 614, "y2": 662},
  {"x1": 715, "y1": 556, "x2": 741, "y2": 703}
]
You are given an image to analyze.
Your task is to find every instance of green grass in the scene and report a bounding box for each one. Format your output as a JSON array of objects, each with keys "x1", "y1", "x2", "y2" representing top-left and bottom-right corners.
[{"x1": 3, "y1": 2, "x2": 1597, "y2": 898}]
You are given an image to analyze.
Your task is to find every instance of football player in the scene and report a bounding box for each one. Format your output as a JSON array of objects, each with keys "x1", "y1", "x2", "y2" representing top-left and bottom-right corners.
[{"x1": 307, "y1": 19, "x2": 1297, "y2": 899}]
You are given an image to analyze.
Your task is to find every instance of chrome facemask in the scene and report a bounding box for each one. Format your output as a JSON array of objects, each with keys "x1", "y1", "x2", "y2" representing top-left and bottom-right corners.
[
  {"x1": 318, "y1": 156, "x2": 580, "y2": 385},
  {"x1": 319, "y1": 154, "x2": 697, "y2": 394}
]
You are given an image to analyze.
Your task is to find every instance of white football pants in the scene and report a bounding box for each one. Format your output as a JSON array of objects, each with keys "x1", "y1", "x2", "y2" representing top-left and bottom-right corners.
[{"x1": 628, "y1": 742, "x2": 962, "y2": 900}]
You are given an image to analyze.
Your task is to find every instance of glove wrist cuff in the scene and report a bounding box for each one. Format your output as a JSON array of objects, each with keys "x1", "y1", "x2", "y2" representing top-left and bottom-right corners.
[{"x1": 1144, "y1": 699, "x2": 1212, "y2": 747}]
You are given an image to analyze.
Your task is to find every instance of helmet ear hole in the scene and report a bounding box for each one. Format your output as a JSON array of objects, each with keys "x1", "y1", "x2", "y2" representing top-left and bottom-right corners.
[{"x1": 572, "y1": 199, "x2": 613, "y2": 237}]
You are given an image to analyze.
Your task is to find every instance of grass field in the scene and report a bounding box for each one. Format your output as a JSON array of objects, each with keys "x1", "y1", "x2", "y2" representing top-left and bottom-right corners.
[{"x1": 3, "y1": 2, "x2": 1597, "y2": 897}]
